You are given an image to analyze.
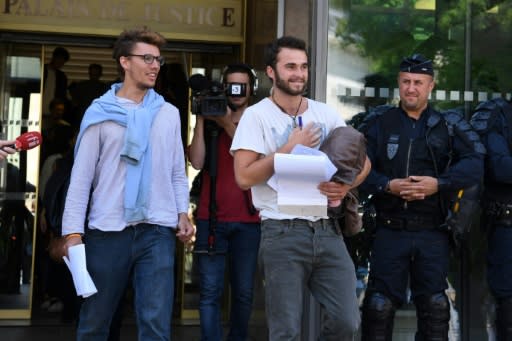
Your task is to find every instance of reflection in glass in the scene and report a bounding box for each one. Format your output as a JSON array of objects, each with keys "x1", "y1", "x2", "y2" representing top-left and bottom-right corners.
[
  {"x1": 0, "y1": 166, "x2": 36, "y2": 308},
  {"x1": 327, "y1": 0, "x2": 512, "y2": 121},
  {"x1": 326, "y1": 0, "x2": 512, "y2": 339},
  {"x1": 0, "y1": 45, "x2": 41, "y2": 314}
]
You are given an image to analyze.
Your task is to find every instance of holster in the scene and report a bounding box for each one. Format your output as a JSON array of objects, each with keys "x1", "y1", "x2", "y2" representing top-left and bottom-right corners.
[{"x1": 442, "y1": 184, "x2": 481, "y2": 249}]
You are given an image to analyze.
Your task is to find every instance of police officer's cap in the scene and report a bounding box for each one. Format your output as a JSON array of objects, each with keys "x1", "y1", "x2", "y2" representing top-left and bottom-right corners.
[{"x1": 399, "y1": 53, "x2": 434, "y2": 76}]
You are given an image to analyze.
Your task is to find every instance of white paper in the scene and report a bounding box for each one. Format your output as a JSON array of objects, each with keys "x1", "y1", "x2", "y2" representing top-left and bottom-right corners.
[
  {"x1": 63, "y1": 244, "x2": 98, "y2": 298},
  {"x1": 272, "y1": 145, "x2": 337, "y2": 216},
  {"x1": 290, "y1": 144, "x2": 325, "y2": 157}
]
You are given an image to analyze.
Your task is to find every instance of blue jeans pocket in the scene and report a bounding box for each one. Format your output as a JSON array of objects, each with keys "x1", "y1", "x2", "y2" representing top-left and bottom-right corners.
[
  {"x1": 261, "y1": 220, "x2": 289, "y2": 243},
  {"x1": 154, "y1": 225, "x2": 173, "y2": 237}
]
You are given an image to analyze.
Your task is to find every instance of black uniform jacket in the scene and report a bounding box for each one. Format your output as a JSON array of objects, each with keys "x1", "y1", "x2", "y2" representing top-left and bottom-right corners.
[{"x1": 360, "y1": 105, "x2": 484, "y2": 224}]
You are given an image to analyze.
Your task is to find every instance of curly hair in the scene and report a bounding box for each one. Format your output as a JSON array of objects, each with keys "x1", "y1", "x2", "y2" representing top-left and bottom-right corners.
[
  {"x1": 112, "y1": 26, "x2": 167, "y2": 78},
  {"x1": 263, "y1": 36, "x2": 308, "y2": 70}
]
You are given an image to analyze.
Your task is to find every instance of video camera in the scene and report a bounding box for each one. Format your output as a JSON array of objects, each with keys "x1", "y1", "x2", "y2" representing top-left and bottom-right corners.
[{"x1": 188, "y1": 73, "x2": 247, "y2": 116}]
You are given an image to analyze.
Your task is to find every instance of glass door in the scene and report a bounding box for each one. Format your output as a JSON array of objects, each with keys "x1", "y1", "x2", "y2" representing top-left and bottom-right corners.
[{"x1": 0, "y1": 42, "x2": 42, "y2": 318}]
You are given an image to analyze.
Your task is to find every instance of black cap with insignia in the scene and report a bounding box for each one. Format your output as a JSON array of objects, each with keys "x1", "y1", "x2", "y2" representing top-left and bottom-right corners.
[{"x1": 399, "y1": 53, "x2": 434, "y2": 76}]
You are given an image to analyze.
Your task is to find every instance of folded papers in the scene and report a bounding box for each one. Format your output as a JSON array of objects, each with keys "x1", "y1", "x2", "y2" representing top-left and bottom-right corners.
[{"x1": 63, "y1": 244, "x2": 98, "y2": 298}]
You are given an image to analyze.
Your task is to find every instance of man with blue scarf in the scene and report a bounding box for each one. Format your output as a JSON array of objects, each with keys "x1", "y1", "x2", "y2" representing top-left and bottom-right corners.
[{"x1": 61, "y1": 26, "x2": 195, "y2": 341}]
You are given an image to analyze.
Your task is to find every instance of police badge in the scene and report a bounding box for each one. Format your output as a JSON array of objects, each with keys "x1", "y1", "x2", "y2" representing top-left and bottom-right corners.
[{"x1": 387, "y1": 134, "x2": 399, "y2": 159}]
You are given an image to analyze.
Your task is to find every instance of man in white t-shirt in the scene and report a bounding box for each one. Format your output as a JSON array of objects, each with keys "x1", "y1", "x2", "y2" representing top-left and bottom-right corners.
[{"x1": 231, "y1": 36, "x2": 370, "y2": 341}]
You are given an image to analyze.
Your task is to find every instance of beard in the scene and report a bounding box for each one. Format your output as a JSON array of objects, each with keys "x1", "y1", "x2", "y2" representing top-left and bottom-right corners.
[
  {"x1": 401, "y1": 99, "x2": 417, "y2": 111},
  {"x1": 274, "y1": 70, "x2": 306, "y2": 96},
  {"x1": 401, "y1": 95, "x2": 428, "y2": 113}
]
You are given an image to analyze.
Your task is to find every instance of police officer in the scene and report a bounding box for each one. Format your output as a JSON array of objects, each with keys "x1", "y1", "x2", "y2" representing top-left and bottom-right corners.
[
  {"x1": 471, "y1": 98, "x2": 512, "y2": 340},
  {"x1": 359, "y1": 54, "x2": 484, "y2": 340}
]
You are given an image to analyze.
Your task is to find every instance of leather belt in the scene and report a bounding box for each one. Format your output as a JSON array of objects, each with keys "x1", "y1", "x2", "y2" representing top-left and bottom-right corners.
[{"x1": 377, "y1": 215, "x2": 438, "y2": 231}]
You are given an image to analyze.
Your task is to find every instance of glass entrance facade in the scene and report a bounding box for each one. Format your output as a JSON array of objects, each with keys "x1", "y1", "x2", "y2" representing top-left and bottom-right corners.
[
  {"x1": 325, "y1": 0, "x2": 512, "y2": 339},
  {"x1": 0, "y1": 43, "x2": 41, "y2": 318},
  {"x1": 327, "y1": 0, "x2": 512, "y2": 119},
  {"x1": 0, "y1": 40, "x2": 246, "y2": 323}
]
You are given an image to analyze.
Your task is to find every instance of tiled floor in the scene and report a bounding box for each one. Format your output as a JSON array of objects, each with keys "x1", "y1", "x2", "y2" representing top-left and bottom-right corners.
[{"x1": 1, "y1": 319, "x2": 267, "y2": 341}]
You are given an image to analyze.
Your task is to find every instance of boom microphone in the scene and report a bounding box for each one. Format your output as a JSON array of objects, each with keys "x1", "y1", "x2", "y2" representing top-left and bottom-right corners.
[{"x1": 1, "y1": 131, "x2": 43, "y2": 152}]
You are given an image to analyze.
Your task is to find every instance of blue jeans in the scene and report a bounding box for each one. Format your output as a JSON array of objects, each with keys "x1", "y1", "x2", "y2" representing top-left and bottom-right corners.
[
  {"x1": 195, "y1": 220, "x2": 261, "y2": 341},
  {"x1": 77, "y1": 224, "x2": 176, "y2": 341},
  {"x1": 259, "y1": 219, "x2": 360, "y2": 341}
]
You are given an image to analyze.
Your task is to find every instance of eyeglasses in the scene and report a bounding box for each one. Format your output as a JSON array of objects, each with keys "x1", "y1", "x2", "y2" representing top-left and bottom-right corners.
[{"x1": 126, "y1": 54, "x2": 165, "y2": 66}]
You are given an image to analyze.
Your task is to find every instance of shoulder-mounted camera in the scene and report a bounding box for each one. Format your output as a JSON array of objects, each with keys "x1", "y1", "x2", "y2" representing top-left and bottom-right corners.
[{"x1": 188, "y1": 74, "x2": 249, "y2": 116}]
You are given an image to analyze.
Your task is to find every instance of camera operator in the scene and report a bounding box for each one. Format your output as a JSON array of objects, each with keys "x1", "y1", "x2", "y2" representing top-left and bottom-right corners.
[{"x1": 188, "y1": 63, "x2": 261, "y2": 341}]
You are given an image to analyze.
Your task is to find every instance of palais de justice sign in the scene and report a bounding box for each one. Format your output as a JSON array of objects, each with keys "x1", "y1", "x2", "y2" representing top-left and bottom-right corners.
[{"x1": 1, "y1": 0, "x2": 244, "y2": 42}]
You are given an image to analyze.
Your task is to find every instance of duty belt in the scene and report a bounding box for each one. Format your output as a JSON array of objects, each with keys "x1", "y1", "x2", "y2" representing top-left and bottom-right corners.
[
  {"x1": 489, "y1": 202, "x2": 512, "y2": 227},
  {"x1": 377, "y1": 215, "x2": 439, "y2": 231}
]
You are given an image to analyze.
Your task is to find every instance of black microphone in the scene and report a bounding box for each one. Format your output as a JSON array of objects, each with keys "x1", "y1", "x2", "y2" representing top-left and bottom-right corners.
[{"x1": 189, "y1": 74, "x2": 210, "y2": 92}]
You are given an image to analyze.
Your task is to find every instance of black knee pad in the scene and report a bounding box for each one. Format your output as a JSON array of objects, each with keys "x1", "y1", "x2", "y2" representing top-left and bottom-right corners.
[
  {"x1": 496, "y1": 296, "x2": 512, "y2": 341},
  {"x1": 416, "y1": 292, "x2": 450, "y2": 341},
  {"x1": 363, "y1": 292, "x2": 396, "y2": 320},
  {"x1": 361, "y1": 292, "x2": 396, "y2": 341}
]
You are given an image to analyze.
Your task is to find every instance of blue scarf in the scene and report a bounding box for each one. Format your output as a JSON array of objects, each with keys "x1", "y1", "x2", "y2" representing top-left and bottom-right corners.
[{"x1": 75, "y1": 83, "x2": 165, "y2": 222}]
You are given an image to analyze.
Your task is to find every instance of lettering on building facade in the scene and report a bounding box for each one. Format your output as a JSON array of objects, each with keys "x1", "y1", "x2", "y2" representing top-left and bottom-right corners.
[{"x1": 2, "y1": 0, "x2": 243, "y2": 41}]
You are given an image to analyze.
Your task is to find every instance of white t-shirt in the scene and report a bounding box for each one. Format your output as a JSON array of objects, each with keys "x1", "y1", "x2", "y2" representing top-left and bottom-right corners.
[{"x1": 231, "y1": 97, "x2": 346, "y2": 221}]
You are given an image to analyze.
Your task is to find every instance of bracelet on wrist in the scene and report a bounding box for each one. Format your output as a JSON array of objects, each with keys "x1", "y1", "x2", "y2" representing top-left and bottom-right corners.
[{"x1": 65, "y1": 233, "x2": 82, "y2": 240}]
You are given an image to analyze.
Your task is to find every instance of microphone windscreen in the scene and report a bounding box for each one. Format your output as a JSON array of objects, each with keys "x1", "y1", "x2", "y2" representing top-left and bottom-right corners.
[
  {"x1": 15, "y1": 131, "x2": 42, "y2": 151},
  {"x1": 189, "y1": 74, "x2": 210, "y2": 92}
]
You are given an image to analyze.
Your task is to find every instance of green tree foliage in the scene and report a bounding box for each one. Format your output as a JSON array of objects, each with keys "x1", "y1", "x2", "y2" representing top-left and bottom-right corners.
[{"x1": 332, "y1": 0, "x2": 512, "y2": 105}]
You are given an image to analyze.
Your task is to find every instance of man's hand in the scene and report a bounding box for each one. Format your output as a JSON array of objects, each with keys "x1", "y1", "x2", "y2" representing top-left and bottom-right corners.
[
  {"x1": 287, "y1": 122, "x2": 321, "y2": 149},
  {"x1": 318, "y1": 181, "x2": 351, "y2": 201},
  {"x1": 205, "y1": 106, "x2": 237, "y2": 138},
  {"x1": 206, "y1": 107, "x2": 233, "y2": 128},
  {"x1": 176, "y1": 213, "x2": 196, "y2": 244},
  {"x1": 62, "y1": 234, "x2": 83, "y2": 258},
  {"x1": 392, "y1": 175, "x2": 438, "y2": 201},
  {"x1": 0, "y1": 139, "x2": 16, "y2": 160}
]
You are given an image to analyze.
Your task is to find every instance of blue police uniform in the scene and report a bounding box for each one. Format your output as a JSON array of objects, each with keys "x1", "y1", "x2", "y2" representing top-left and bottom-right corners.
[
  {"x1": 359, "y1": 57, "x2": 484, "y2": 339},
  {"x1": 471, "y1": 98, "x2": 512, "y2": 340}
]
